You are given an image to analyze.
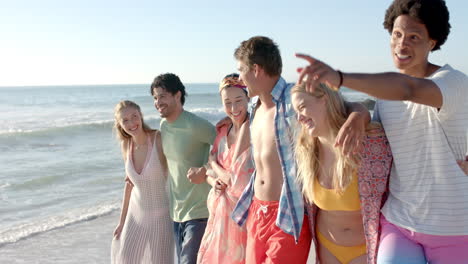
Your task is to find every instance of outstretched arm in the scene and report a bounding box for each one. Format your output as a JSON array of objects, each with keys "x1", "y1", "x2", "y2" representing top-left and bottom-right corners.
[{"x1": 295, "y1": 53, "x2": 443, "y2": 108}]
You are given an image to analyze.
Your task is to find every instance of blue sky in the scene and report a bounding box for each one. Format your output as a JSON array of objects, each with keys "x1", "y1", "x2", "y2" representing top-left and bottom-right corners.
[{"x1": 1, "y1": 0, "x2": 467, "y2": 86}]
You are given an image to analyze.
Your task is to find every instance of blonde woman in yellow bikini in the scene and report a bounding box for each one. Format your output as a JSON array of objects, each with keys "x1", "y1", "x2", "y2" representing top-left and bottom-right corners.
[{"x1": 291, "y1": 82, "x2": 392, "y2": 264}]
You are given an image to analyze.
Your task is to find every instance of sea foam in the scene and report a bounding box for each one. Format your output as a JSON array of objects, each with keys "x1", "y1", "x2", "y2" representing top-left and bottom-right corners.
[{"x1": 0, "y1": 201, "x2": 120, "y2": 248}]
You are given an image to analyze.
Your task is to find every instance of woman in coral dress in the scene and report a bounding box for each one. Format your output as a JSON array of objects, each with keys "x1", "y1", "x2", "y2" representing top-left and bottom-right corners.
[{"x1": 197, "y1": 74, "x2": 254, "y2": 264}]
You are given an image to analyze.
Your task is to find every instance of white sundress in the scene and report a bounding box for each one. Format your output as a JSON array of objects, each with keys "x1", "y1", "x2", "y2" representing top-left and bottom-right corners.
[{"x1": 112, "y1": 135, "x2": 174, "y2": 264}]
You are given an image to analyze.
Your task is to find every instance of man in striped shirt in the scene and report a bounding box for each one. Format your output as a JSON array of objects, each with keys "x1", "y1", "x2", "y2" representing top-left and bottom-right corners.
[{"x1": 295, "y1": 0, "x2": 468, "y2": 263}]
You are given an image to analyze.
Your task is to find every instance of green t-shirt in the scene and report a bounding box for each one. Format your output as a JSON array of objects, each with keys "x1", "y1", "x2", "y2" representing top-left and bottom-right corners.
[{"x1": 160, "y1": 110, "x2": 216, "y2": 222}]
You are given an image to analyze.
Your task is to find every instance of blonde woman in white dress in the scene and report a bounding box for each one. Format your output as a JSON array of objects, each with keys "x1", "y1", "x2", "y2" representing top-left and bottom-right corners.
[{"x1": 111, "y1": 100, "x2": 174, "y2": 264}]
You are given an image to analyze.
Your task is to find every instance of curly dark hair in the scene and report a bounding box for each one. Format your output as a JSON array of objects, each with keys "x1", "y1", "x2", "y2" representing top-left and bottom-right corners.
[
  {"x1": 383, "y1": 0, "x2": 451, "y2": 51},
  {"x1": 234, "y1": 36, "x2": 282, "y2": 77},
  {"x1": 150, "y1": 73, "x2": 186, "y2": 105}
]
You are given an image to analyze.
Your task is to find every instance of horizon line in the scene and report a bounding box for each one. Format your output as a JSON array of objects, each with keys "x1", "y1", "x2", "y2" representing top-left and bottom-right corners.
[{"x1": 0, "y1": 82, "x2": 221, "y2": 88}]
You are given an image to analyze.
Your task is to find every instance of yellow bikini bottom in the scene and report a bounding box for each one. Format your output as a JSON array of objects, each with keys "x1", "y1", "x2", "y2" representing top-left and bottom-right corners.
[{"x1": 316, "y1": 230, "x2": 366, "y2": 264}]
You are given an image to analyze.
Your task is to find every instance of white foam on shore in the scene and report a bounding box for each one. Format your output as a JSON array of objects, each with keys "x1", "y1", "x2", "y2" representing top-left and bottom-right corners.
[
  {"x1": 0, "y1": 107, "x2": 225, "y2": 136},
  {"x1": 0, "y1": 210, "x2": 120, "y2": 264},
  {"x1": 0, "y1": 201, "x2": 120, "y2": 248},
  {"x1": 190, "y1": 107, "x2": 223, "y2": 114},
  {"x1": 0, "y1": 182, "x2": 11, "y2": 189}
]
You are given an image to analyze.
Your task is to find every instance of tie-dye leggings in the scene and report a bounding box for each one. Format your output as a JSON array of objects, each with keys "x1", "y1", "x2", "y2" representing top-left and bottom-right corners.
[{"x1": 377, "y1": 215, "x2": 468, "y2": 264}]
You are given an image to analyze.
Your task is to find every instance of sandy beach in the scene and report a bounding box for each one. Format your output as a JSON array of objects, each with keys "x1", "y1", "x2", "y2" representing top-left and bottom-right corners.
[{"x1": 0, "y1": 211, "x2": 118, "y2": 264}]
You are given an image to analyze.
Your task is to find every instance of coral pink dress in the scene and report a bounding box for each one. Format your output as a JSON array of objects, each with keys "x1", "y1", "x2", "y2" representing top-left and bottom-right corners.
[{"x1": 197, "y1": 124, "x2": 254, "y2": 264}]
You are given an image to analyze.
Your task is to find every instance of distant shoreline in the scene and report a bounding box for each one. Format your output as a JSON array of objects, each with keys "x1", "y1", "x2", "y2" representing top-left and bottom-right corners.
[{"x1": 0, "y1": 83, "x2": 220, "y2": 89}]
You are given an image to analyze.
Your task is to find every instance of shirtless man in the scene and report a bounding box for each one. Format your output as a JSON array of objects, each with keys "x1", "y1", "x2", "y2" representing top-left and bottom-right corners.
[{"x1": 231, "y1": 36, "x2": 369, "y2": 264}]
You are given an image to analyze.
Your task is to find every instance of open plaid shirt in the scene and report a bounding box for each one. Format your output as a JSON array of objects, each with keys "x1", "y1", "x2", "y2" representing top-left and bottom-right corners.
[{"x1": 231, "y1": 77, "x2": 305, "y2": 242}]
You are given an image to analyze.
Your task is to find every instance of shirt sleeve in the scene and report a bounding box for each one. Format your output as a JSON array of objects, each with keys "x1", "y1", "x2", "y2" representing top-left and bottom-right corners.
[
  {"x1": 159, "y1": 118, "x2": 165, "y2": 130},
  {"x1": 284, "y1": 86, "x2": 299, "y2": 138},
  {"x1": 431, "y1": 66, "x2": 468, "y2": 120},
  {"x1": 195, "y1": 117, "x2": 216, "y2": 145}
]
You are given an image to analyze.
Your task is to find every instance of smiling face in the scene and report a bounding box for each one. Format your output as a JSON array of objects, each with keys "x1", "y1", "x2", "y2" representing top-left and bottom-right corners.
[
  {"x1": 118, "y1": 106, "x2": 144, "y2": 137},
  {"x1": 152, "y1": 87, "x2": 180, "y2": 120},
  {"x1": 221, "y1": 86, "x2": 249, "y2": 126},
  {"x1": 292, "y1": 91, "x2": 328, "y2": 138},
  {"x1": 390, "y1": 15, "x2": 436, "y2": 77},
  {"x1": 237, "y1": 60, "x2": 258, "y2": 98}
]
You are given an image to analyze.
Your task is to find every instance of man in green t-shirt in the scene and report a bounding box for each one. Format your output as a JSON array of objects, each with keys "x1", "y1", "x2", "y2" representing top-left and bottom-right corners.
[{"x1": 150, "y1": 73, "x2": 216, "y2": 264}]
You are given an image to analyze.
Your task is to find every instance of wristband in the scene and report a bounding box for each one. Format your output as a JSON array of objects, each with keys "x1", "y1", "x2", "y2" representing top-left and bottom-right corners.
[{"x1": 336, "y1": 70, "x2": 343, "y2": 90}]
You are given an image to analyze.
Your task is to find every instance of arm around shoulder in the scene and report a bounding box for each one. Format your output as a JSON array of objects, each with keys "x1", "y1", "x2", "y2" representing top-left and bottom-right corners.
[{"x1": 335, "y1": 101, "x2": 370, "y2": 155}]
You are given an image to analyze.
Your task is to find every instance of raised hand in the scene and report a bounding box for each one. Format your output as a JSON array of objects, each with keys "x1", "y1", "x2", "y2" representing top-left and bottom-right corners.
[{"x1": 295, "y1": 53, "x2": 342, "y2": 92}]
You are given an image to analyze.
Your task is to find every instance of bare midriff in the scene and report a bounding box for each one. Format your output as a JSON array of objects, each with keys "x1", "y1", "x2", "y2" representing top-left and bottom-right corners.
[
  {"x1": 251, "y1": 103, "x2": 283, "y2": 201},
  {"x1": 316, "y1": 209, "x2": 366, "y2": 246}
]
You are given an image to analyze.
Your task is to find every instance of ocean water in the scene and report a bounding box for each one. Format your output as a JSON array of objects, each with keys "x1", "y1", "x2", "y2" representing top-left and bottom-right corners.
[{"x1": 0, "y1": 83, "x2": 371, "y2": 263}]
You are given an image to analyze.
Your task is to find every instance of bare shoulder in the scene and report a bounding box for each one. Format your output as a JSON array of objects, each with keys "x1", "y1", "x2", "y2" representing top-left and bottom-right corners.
[{"x1": 148, "y1": 130, "x2": 157, "y2": 142}]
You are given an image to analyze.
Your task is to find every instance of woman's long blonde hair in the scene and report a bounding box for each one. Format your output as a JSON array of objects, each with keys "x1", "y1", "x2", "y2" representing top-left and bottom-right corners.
[
  {"x1": 113, "y1": 100, "x2": 153, "y2": 146},
  {"x1": 292, "y1": 83, "x2": 359, "y2": 203}
]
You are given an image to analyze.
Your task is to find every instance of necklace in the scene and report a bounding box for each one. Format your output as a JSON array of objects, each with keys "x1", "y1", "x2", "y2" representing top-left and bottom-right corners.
[
  {"x1": 134, "y1": 138, "x2": 147, "y2": 150},
  {"x1": 134, "y1": 143, "x2": 147, "y2": 150}
]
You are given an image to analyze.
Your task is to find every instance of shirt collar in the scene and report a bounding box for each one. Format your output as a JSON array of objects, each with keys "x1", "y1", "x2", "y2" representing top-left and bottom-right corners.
[
  {"x1": 250, "y1": 76, "x2": 287, "y2": 109},
  {"x1": 271, "y1": 77, "x2": 287, "y2": 102}
]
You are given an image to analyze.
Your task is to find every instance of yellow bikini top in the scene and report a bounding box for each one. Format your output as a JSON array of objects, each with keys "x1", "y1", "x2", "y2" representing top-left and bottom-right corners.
[{"x1": 313, "y1": 171, "x2": 361, "y2": 211}]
